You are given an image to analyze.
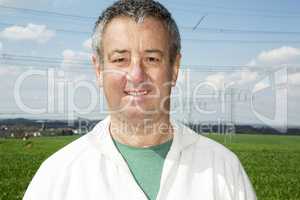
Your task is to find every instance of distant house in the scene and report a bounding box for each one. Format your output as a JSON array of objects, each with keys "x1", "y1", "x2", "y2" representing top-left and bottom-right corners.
[
  {"x1": 0, "y1": 125, "x2": 8, "y2": 131},
  {"x1": 0, "y1": 125, "x2": 9, "y2": 138},
  {"x1": 61, "y1": 128, "x2": 74, "y2": 136},
  {"x1": 33, "y1": 132, "x2": 41, "y2": 137}
]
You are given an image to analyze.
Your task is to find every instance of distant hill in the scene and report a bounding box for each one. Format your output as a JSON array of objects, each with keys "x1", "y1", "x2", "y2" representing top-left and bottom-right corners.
[
  {"x1": 0, "y1": 118, "x2": 101, "y2": 130},
  {"x1": 185, "y1": 123, "x2": 300, "y2": 135},
  {"x1": 0, "y1": 118, "x2": 299, "y2": 135}
]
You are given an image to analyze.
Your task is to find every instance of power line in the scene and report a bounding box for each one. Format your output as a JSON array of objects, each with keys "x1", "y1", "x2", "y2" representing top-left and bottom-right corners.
[
  {"x1": 1, "y1": 60, "x2": 284, "y2": 72},
  {"x1": 1, "y1": 55, "x2": 93, "y2": 71},
  {"x1": 1, "y1": 21, "x2": 300, "y2": 36},
  {"x1": 181, "y1": 26, "x2": 300, "y2": 35},
  {"x1": 1, "y1": 3, "x2": 300, "y2": 20},
  {"x1": 0, "y1": 22, "x2": 91, "y2": 35},
  {"x1": 0, "y1": 53, "x2": 295, "y2": 70},
  {"x1": 2, "y1": 57, "x2": 90, "y2": 66},
  {"x1": 0, "y1": 4, "x2": 96, "y2": 21},
  {"x1": 184, "y1": 39, "x2": 300, "y2": 44},
  {"x1": 172, "y1": 8, "x2": 300, "y2": 19},
  {"x1": 0, "y1": 62, "x2": 93, "y2": 71},
  {"x1": 1, "y1": 54, "x2": 91, "y2": 65},
  {"x1": 206, "y1": 11, "x2": 300, "y2": 19},
  {"x1": 193, "y1": 15, "x2": 206, "y2": 31},
  {"x1": 0, "y1": 111, "x2": 104, "y2": 115},
  {"x1": 2, "y1": 53, "x2": 89, "y2": 62},
  {"x1": 167, "y1": 2, "x2": 300, "y2": 17}
]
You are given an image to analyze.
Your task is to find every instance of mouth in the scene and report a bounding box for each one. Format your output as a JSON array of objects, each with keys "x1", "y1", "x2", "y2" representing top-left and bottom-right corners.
[{"x1": 124, "y1": 89, "x2": 150, "y2": 96}]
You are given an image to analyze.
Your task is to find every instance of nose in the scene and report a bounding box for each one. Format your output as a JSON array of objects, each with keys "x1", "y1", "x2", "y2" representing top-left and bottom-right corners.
[{"x1": 127, "y1": 59, "x2": 146, "y2": 84}]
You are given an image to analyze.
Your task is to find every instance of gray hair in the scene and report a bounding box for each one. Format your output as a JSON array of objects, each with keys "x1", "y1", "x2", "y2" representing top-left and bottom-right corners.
[{"x1": 91, "y1": 0, "x2": 181, "y2": 65}]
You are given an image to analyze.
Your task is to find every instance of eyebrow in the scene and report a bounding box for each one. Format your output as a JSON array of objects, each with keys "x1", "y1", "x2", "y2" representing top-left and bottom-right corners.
[
  {"x1": 108, "y1": 49, "x2": 164, "y2": 57},
  {"x1": 144, "y1": 49, "x2": 164, "y2": 56},
  {"x1": 108, "y1": 49, "x2": 129, "y2": 57}
]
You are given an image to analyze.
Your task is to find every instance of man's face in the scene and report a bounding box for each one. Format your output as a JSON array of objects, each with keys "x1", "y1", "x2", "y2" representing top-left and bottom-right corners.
[{"x1": 95, "y1": 16, "x2": 180, "y2": 122}]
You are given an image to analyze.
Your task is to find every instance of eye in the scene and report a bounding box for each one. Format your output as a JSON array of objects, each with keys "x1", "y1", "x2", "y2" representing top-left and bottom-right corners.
[
  {"x1": 112, "y1": 58, "x2": 126, "y2": 63},
  {"x1": 146, "y1": 57, "x2": 160, "y2": 63}
]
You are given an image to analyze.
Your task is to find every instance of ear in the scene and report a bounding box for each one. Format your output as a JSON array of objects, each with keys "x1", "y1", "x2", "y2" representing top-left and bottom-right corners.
[
  {"x1": 92, "y1": 54, "x2": 103, "y2": 87},
  {"x1": 171, "y1": 53, "x2": 181, "y2": 87}
]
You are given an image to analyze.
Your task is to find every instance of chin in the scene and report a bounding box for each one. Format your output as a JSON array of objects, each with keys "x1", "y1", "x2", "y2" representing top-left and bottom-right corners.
[
  {"x1": 120, "y1": 107, "x2": 155, "y2": 123},
  {"x1": 124, "y1": 107, "x2": 146, "y2": 119}
]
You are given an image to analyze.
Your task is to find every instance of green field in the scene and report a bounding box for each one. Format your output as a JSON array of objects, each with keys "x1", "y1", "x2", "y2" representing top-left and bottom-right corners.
[{"x1": 0, "y1": 134, "x2": 300, "y2": 200}]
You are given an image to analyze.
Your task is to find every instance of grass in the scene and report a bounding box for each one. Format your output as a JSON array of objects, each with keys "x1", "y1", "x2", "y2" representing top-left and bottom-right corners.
[
  {"x1": 0, "y1": 134, "x2": 300, "y2": 200},
  {"x1": 209, "y1": 134, "x2": 300, "y2": 200},
  {"x1": 0, "y1": 136, "x2": 78, "y2": 200}
]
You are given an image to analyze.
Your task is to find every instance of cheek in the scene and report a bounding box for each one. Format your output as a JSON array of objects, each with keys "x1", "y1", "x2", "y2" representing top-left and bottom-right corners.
[
  {"x1": 103, "y1": 73, "x2": 127, "y2": 103},
  {"x1": 150, "y1": 68, "x2": 173, "y2": 91}
]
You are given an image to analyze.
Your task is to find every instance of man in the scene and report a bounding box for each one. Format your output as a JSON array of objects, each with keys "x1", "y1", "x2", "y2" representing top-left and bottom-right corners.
[{"x1": 23, "y1": 0, "x2": 257, "y2": 200}]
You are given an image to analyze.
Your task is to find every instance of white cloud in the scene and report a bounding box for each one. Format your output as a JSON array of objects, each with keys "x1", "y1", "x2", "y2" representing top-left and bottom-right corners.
[
  {"x1": 240, "y1": 70, "x2": 258, "y2": 83},
  {"x1": 205, "y1": 73, "x2": 227, "y2": 89},
  {"x1": 246, "y1": 46, "x2": 300, "y2": 96},
  {"x1": 289, "y1": 72, "x2": 300, "y2": 85},
  {"x1": 258, "y1": 46, "x2": 300, "y2": 64},
  {"x1": 61, "y1": 49, "x2": 92, "y2": 81},
  {"x1": 61, "y1": 49, "x2": 91, "y2": 68},
  {"x1": 0, "y1": 23, "x2": 55, "y2": 43},
  {"x1": 247, "y1": 59, "x2": 257, "y2": 67},
  {"x1": 82, "y1": 38, "x2": 92, "y2": 50},
  {"x1": 253, "y1": 81, "x2": 269, "y2": 92},
  {"x1": 0, "y1": 65, "x2": 20, "y2": 76},
  {"x1": 204, "y1": 70, "x2": 259, "y2": 90},
  {"x1": 0, "y1": 41, "x2": 2, "y2": 51},
  {"x1": 230, "y1": 70, "x2": 258, "y2": 85},
  {"x1": 0, "y1": 0, "x2": 50, "y2": 8},
  {"x1": 197, "y1": 67, "x2": 260, "y2": 99},
  {"x1": 248, "y1": 46, "x2": 300, "y2": 67}
]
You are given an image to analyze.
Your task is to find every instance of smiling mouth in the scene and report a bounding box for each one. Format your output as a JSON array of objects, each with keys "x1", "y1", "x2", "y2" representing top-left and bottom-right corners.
[{"x1": 124, "y1": 90, "x2": 149, "y2": 96}]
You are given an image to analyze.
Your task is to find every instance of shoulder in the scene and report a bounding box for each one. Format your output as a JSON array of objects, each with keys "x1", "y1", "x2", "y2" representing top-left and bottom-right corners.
[
  {"x1": 197, "y1": 134, "x2": 238, "y2": 162},
  {"x1": 180, "y1": 124, "x2": 240, "y2": 165},
  {"x1": 41, "y1": 133, "x2": 92, "y2": 170},
  {"x1": 23, "y1": 120, "x2": 107, "y2": 199},
  {"x1": 179, "y1": 125, "x2": 245, "y2": 181},
  {"x1": 40, "y1": 119, "x2": 108, "y2": 171},
  {"x1": 178, "y1": 125, "x2": 257, "y2": 199}
]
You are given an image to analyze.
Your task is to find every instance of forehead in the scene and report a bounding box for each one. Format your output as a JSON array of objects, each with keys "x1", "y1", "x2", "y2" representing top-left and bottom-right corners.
[{"x1": 102, "y1": 16, "x2": 169, "y2": 51}]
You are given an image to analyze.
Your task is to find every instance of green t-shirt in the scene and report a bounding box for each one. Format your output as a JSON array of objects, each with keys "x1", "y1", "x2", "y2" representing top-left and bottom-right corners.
[{"x1": 112, "y1": 138, "x2": 173, "y2": 200}]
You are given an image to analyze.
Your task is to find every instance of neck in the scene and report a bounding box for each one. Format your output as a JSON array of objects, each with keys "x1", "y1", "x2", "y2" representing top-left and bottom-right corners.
[{"x1": 109, "y1": 115, "x2": 174, "y2": 147}]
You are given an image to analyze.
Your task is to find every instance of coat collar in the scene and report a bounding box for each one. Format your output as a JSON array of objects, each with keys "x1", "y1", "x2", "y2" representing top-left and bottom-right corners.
[{"x1": 87, "y1": 116, "x2": 199, "y2": 164}]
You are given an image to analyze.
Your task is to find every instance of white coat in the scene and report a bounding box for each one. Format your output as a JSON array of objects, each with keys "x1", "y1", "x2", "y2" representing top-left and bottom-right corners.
[{"x1": 23, "y1": 116, "x2": 257, "y2": 200}]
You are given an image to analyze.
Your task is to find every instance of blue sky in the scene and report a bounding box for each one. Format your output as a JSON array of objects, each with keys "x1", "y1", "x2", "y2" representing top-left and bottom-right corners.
[
  {"x1": 0, "y1": 0, "x2": 300, "y2": 129},
  {"x1": 1, "y1": 0, "x2": 300, "y2": 65}
]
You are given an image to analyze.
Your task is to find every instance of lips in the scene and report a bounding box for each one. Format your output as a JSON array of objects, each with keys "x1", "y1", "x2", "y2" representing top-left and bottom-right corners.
[{"x1": 124, "y1": 89, "x2": 149, "y2": 96}]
